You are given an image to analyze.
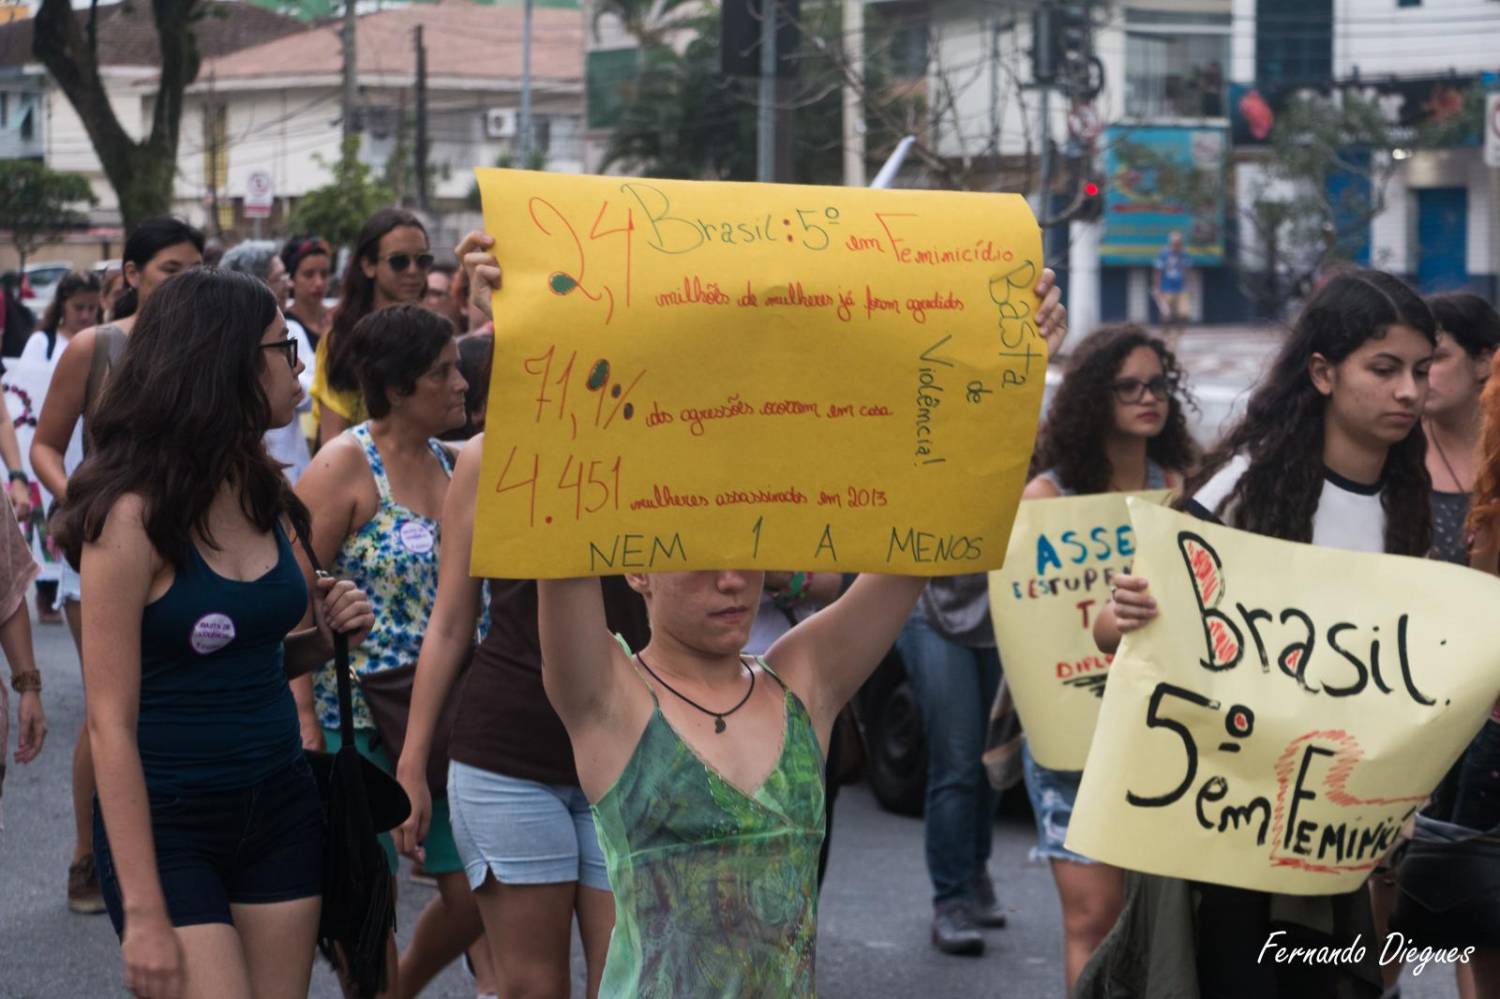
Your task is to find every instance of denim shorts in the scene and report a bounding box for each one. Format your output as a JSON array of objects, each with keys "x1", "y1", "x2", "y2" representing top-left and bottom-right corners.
[
  {"x1": 447, "y1": 760, "x2": 610, "y2": 892},
  {"x1": 93, "y1": 756, "x2": 322, "y2": 936},
  {"x1": 1021, "y1": 741, "x2": 1098, "y2": 865},
  {"x1": 55, "y1": 560, "x2": 81, "y2": 608},
  {"x1": 1453, "y1": 719, "x2": 1500, "y2": 832}
]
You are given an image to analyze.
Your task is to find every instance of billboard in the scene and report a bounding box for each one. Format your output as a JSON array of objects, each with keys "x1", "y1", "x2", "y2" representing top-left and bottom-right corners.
[{"x1": 1100, "y1": 126, "x2": 1226, "y2": 267}]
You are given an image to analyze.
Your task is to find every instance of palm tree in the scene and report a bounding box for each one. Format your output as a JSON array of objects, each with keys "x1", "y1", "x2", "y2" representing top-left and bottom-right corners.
[{"x1": 590, "y1": 0, "x2": 702, "y2": 47}]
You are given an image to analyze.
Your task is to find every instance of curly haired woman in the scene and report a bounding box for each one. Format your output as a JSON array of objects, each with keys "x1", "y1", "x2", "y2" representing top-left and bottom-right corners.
[{"x1": 1019, "y1": 324, "x2": 1198, "y2": 990}]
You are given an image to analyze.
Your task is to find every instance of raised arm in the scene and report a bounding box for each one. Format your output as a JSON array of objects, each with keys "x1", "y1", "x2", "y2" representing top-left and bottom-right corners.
[
  {"x1": 768, "y1": 574, "x2": 928, "y2": 734},
  {"x1": 394, "y1": 435, "x2": 487, "y2": 859},
  {"x1": 31, "y1": 327, "x2": 95, "y2": 501},
  {"x1": 81, "y1": 495, "x2": 185, "y2": 999},
  {"x1": 536, "y1": 575, "x2": 637, "y2": 734}
]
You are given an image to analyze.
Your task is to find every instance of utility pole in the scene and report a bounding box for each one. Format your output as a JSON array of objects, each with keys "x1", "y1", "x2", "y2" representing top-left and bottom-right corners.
[
  {"x1": 1033, "y1": 4, "x2": 1054, "y2": 262},
  {"x1": 756, "y1": 0, "x2": 776, "y2": 182},
  {"x1": 342, "y1": 0, "x2": 358, "y2": 141},
  {"x1": 841, "y1": 0, "x2": 864, "y2": 187},
  {"x1": 414, "y1": 24, "x2": 429, "y2": 211},
  {"x1": 519, "y1": 0, "x2": 534, "y2": 167}
]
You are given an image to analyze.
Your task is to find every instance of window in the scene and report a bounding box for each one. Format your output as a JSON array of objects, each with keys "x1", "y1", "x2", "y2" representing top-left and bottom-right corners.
[
  {"x1": 1397, "y1": 0, "x2": 1421, "y2": 7},
  {"x1": 1256, "y1": 0, "x2": 1332, "y2": 86},
  {"x1": 586, "y1": 47, "x2": 638, "y2": 130},
  {"x1": 1125, "y1": 12, "x2": 1230, "y2": 119}
]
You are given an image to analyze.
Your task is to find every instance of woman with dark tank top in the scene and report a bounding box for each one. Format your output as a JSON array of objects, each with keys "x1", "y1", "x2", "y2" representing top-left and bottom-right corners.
[
  {"x1": 1016, "y1": 324, "x2": 1196, "y2": 991},
  {"x1": 396, "y1": 432, "x2": 651, "y2": 999},
  {"x1": 29, "y1": 216, "x2": 205, "y2": 918},
  {"x1": 53, "y1": 269, "x2": 374, "y2": 999}
]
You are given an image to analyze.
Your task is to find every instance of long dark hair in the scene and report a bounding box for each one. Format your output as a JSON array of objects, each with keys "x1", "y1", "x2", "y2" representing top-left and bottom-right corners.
[
  {"x1": 1032, "y1": 324, "x2": 1198, "y2": 493},
  {"x1": 110, "y1": 216, "x2": 206, "y2": 321},
  {"x1": 324, "y1": 209, "x2": 426, "y2": 394},
  {"x1": 56, "y1": 268, "x2": 310, "y2": 571},
  {"x1": 40, "y1": 270, "x2": 102, "y2": 353},
  {"x1": 1185, "y1": 269, "x2": 1435, "y2": 555}
]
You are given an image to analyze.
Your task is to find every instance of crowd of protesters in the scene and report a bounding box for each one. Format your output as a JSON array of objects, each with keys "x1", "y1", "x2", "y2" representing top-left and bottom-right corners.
[{"x1": 0, "y1": 206, "x2": 1497, "y2": 999}]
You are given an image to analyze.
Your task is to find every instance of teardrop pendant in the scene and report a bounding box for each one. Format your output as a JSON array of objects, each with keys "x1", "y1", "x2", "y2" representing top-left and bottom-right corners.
[{"x1": 714, "y1": 716, "x2": 727, "y2": 734}]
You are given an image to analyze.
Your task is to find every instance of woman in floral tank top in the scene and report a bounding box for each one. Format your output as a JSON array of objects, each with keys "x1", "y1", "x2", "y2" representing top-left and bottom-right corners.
[{"x1": 292, "y1": 305, "x2": 498, "y2": 997}]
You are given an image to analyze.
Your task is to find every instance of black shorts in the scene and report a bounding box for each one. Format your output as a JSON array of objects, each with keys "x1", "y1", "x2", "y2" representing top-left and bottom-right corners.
[{"x1": 94, "y1": 755, "x2": 322, "y2": 935}]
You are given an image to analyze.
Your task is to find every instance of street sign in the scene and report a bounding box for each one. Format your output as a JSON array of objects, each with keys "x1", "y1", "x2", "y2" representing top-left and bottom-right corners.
[
  {"x1": 245, "y1": 170, "x2": 274, "y2": 219},
  {"x1": 1485, "y1": 93, "x2": 1500, "y2": 168}
]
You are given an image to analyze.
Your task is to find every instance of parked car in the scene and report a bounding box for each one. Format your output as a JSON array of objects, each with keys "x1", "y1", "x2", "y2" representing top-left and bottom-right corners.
[{"x1": 18, "y1": 261, "x2": 72, "y2": 313}]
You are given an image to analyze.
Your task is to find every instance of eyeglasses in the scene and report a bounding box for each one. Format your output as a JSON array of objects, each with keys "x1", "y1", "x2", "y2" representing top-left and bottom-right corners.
[
  {"x1": 1110, "y1": 376, "x2": 1172, "y2": 404},
  {"x1": 379, "y1": 253, "x2": 435, "y2": 272},
  {"x1": 260, "y1": 337, "x2": 298, "y2": 369}
]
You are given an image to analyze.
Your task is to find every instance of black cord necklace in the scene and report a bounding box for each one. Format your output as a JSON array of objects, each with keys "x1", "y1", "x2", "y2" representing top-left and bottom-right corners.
[{"x1": 635, "y1": 651, "x2": 755, "y2": 734}]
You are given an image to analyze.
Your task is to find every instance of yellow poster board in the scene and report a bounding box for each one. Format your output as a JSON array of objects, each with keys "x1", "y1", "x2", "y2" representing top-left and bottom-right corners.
[
  {"x1": 989, "y1": 491, "x2": 1170, "y2": 770},
  {"x1": 471, "y1": 169, "x2": 1045, "y2": 578},
  {"x1": 1066, "y1": 499, "x2": 1500, "y2": 894}
]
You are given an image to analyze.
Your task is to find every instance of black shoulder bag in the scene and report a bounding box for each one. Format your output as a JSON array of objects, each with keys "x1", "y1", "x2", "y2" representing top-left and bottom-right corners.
[{"x1": 293, "y1": 531, "x2": 410, "y2": 998}]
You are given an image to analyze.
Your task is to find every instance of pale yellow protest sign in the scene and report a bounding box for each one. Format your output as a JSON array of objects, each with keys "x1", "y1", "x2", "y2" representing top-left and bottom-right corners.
[
  {"x1": 989, "y1": 491, "x2": 1170, "y2": 770},
  {"x1": 471, "y1": 169, "x2": 1046, "y2": 578},
  {"x1": 1066, "y1": 499, "x2": 1500, "y2": 894}
]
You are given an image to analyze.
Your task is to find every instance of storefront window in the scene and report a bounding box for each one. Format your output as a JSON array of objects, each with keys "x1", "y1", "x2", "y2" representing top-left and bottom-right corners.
[{"x1": 1125, "y1": 12, "x2": 1231, "y2": 120}]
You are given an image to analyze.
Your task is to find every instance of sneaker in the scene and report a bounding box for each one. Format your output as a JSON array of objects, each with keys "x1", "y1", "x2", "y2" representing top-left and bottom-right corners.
[
  {"x1": 969, "y1": 871, "x2": 1008, "y2": 929},
  {"x1": 67, "y1": 855, "x2": 106, "y2": 914},
  {"x1": 931, "y1": 899, "x2": 985, "y2": 956}
]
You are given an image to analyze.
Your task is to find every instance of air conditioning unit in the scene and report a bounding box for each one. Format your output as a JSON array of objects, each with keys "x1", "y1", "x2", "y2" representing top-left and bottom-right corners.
[{"x1": 485, "y1": 108, "x2": 518, "y2": 139}]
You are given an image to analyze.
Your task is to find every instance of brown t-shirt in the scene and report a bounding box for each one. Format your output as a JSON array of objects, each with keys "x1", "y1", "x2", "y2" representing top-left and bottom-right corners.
[{"x1": 448, "y1": 577, "x2": 651, "y2": 786}]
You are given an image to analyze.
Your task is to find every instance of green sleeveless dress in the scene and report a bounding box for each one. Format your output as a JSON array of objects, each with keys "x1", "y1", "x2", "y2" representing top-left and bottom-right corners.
[{"x1": 591, "y1": 657, "x2": 826, "y2": 998}]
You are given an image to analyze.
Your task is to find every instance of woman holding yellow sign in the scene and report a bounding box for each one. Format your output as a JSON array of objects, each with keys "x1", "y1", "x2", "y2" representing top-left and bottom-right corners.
[
  {"x1": 1019, "y1": 323, "x2": 1197, "y2": 991},
  {"x1": 456, "y1": 230, "x2": 1067, "y2": 997},
  {"x1": 1090, "y1": 269, "x2": 1438, "y2": 998}
]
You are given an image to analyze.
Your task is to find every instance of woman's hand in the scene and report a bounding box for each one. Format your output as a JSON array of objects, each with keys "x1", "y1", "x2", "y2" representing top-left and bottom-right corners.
[
  {"x1": 14, "y1": 689, "x2": 44, "y2": 763},
  {"x1": 313, "y1": 576, "x2": 375, "y2": 650},
  {"x1": 1035, "y1": 268, "x2": 1068, "y2": 357},
  {"x1": 1109, "y1": 574, "x2": 1158, "y2": 632},
  {"x1": 456, "y1": 232, "x2": 501, "y2": 321},
  {"x1": 393, "y1": 762, "x2": 432, "y2": 864},
  {"x1": 8, "y1": 480, "x2": 31, "y2": 521},
  {"x1": 121, "y1": 911, "x2": 184, "y2": 999}
]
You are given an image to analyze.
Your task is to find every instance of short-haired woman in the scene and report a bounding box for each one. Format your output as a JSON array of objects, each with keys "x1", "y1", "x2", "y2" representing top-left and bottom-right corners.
[{"x1": 293, "y1": 304, "x2": 493, "y2": 997}]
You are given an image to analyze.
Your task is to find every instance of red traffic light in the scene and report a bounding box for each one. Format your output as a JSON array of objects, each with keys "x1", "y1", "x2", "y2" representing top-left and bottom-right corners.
[{"x1": 1083, "y1": 181, "x2": 1101, "y2": 197}]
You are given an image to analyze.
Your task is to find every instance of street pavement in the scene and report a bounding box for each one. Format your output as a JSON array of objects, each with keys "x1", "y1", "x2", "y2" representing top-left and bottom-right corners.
[
  {"x1": 0, "y1": 324, "x2": 1463, "y2": 997},
  {"x1": 0, "y1": 589, "x2": 1460, "y2": 998}
]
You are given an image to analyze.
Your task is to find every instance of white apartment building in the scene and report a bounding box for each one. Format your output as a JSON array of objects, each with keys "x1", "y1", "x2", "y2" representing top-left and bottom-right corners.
[{"x1": 182, "y1": 0, "x2": 587, "y2": 238}]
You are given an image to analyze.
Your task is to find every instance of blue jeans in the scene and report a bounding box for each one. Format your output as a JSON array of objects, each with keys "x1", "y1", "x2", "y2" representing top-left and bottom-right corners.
[{"x1": 897, "y1": 616, "x2": 1001, "y2": 905}]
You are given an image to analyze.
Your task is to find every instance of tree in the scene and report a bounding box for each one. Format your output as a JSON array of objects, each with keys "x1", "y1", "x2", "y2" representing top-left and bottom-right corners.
[
  {"x1": 32, "y1": 0, "x2": 203, "y2": 229},
  {"x1": 0, "y1": 160, "x2": 96, "y2": 273},
  {"x1": 290, "y1": 136, "x2": 396, "y2": 250},
  {"x1": 600, "y1": 2, "x2": 914, "y2": 185}
]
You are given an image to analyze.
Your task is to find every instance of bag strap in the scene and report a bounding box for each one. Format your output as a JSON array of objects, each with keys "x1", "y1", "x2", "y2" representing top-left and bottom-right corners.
[{"x1": 290, "y1": 526, "x2": 356, "y2": 747}]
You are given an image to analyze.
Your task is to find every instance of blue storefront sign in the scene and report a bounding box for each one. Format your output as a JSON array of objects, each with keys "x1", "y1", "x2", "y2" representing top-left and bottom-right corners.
[{"x1": 1100, "y1": 126, "x2": 1227, "y2": 266}]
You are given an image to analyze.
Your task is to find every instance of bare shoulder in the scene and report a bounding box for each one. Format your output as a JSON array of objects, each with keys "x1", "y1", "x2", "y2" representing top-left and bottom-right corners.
[
  {"x1": 91, "y1": 492, "x2": 158, "y2": 566},
  {"x1": 1022, "y1": 475, "x2": 1062, "y2": 500}
]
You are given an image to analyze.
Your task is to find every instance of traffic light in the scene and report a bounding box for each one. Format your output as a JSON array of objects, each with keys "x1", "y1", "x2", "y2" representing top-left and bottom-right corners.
[
  {"x1": 1078, "y1": 178, "x2": 1104, "y2": 222},
  {"x1": 1032, "y1": 3, "x2": 1104, "y2": 100},
  {"x1": 1057, "y1": 4, "x2": 1090, "y2": 64}
]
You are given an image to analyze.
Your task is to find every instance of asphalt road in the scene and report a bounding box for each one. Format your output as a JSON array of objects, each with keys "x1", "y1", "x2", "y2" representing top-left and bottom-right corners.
[{"x1": 0, "y1": 604, "x2": 1460, "y2": 998}]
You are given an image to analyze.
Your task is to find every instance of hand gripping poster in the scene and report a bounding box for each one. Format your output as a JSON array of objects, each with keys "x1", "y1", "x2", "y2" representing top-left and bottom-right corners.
[
  {"x1": 1068, "y1": 499, "x2": 1500, "y2": 895},
  {"x1": 988, "y1": 490, "x2": 1170, "y2": 770}
]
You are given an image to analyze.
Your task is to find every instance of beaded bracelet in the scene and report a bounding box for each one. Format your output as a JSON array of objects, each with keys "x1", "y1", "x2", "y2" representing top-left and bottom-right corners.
[{"x1": 10, "y1": 670, "x2": 41, "y2": 693}]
